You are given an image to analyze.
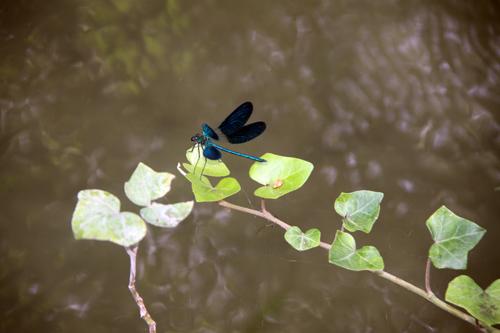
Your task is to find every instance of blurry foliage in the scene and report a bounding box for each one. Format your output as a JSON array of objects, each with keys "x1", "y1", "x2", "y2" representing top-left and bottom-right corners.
[
  {"x1": 0, "y1": 0, "x2": 203, "y2": 194},
  {"x1": 77, "y1": 0, "x2": 195, "y2": 94},
  {"x1": 40, "y1": 130, "x2": 83, "y2": 172}
]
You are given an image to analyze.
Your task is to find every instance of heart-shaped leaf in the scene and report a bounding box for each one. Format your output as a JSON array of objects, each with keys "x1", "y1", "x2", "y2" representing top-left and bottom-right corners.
[
  {"x1": 445, "y1": 275, "x2": 500, "y2": 326},
  {"x1": 426, "y1": 206, "x2": 486, "y2": 269},
  {"x1": 124, "y1": 162, "x2": 175, "y2": 206},
  {"x1": 328, "y1": 231, "x2": 384, "y2": 271},
  {"x1": 71, "y1": 190, "x2": 147, "y2": 247},
  {"x1": 140, "y1": 201, "x2": 194, "y2": 228},
  {"x1": 284, "y1": 226, "x2": 321, "y2": 251},
  {"x1": 334, "y1": 190, "x2": 384, "y2": 233},
  {"x1": 185, "y1": 146, "x2": 230, "y2": 177},
  {"x1": 249, "y1": 153, "x2": 313, "y2": 199},
  {"x1": 185, "y1": 173, "x2": 240, "y2": 202}
]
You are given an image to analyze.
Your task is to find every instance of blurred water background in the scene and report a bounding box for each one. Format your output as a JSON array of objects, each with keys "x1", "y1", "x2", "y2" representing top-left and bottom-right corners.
[{"x1": 1, "y1": 1, "x2": 499, "y2": 332}]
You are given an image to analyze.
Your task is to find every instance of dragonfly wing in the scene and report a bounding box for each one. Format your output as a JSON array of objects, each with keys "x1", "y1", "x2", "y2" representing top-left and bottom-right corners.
[
  {"x1": 218, "y1": 101, "x2": 253, "y2": 136},
  {"x1": 203, "y1": 145, "x2": 222, "y2": 160},
  {"x1": 226, "y1": 121, "x2": 266, "y2": 144},
  {"x1": 202, "y1": 124, "x2": 219, "y2": 140}
]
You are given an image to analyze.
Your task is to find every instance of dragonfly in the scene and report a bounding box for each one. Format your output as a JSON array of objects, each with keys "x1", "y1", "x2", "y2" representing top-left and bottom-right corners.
[{"x1": 190, "y1": 101, "x2": 266, "y2": 175}]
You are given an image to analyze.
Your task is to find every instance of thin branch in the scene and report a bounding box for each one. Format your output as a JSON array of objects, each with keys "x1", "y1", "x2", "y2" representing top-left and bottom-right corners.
[
  {"x1": 218, "y1": 200, "x2": 497, "y2": 333},
  {"x1": 374, "y1": 270, "x2": 488, "y2": 331},
  {"x1": 221, "y1": 200, "x2": 352, "y2": 251},
  {"x1": 425, "y1": 257, "x2": 434, "y2": 296},
  {"x1": 125, "y1": 245, "x2": 156, "y2": 333},
  {"x1": 220, "y1": 200, "x2": 292, "y2": 231}
]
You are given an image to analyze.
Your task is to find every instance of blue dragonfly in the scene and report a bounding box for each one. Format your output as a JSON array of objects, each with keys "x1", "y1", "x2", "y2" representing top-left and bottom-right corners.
[{"x1": 190, "y1": 101, "x2": 266, "y2": 175}]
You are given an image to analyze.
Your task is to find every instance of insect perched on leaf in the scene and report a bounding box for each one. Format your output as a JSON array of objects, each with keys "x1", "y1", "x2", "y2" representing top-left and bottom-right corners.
[{"x1": 190, "y1": 101, "x2": 266, "y2": 175}]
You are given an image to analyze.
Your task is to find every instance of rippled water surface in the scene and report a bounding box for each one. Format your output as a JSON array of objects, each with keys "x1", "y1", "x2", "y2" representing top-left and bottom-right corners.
[{"x1": 1, "y1": 1, "x2": 499, "y2": 332}]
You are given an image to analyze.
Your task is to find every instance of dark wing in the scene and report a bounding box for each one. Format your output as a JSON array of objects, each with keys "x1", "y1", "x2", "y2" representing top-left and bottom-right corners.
[
  {"x1": 203, "y1": 145, "x2": 222, "y2": 160},
  {"x1": 202, "y1": 124, "x2": 219, "y2": 140},
  {"x1": 225, "y1": 121, "x2": 266, "y2": 144},
  {"x1": 218, "y1": 101, "x2": 253, "y2": 136}
]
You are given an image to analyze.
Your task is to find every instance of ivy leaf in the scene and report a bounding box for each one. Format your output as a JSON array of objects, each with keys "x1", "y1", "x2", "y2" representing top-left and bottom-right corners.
[
  {"x1": 445, "y1": 275, "x2": 500, "y2": 326},
  {"x1": 124, "y1": 162, "x2": 175, "y2": 206},
  {"x1": 249, "y1": 153, "x2": 313, "y2": 199},
  {"x1": 328, "y1": 231, "x2": 384, "y2": 271},
  {"x1": 71, "y1": 190, "x2": 146, "y2": 247},
  {"x1": 185, "y1": 146, "x2": 230, "y2": 177},
  {"x1": 140, "y1": 201, "x2": 193, "y2": 228},
  {"x1": 185, "y1": 173, "x2": 240, "y2": 202},
  {"x1": 426, "y1": 206, "x2": 486, "y2": 269},
  {"x1": 334, "y1": 190, "x2": 384, "y2": 233},
  {"x1": 284, "y1": 226, "x2": 321, "y2": 251}
]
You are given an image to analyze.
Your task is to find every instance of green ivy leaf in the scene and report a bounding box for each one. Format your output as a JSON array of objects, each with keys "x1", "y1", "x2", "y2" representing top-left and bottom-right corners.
[
  {"x1": 124, "y1": 162, "x2": 175, "y2": 206},
  {"x1": 185, "y1": 173, "x2": 240, "y2": 202},
  {"x1": 185, "y1": 146, "x2": 230, "y2": 177},
  {"x1": 71, "y1": 190, "x2": 146, "y2": 247},
  {"x1": 445, "y1": 275, "x2": 500, "y2": 326},
  {"x1": 249, "y1": 153, "x2": 313, "y2": 199},
  {"x1": 140, "y1": 201, "x2": 193, "y2": 228},
  {"x1": 334, "y1": 190, "x2": 384, "y2": 233},
  {"x1": 284, "y1": 226, "x2": 321, "y2": 251},
  {"x1": 426, "y1": 206, "x2": 486, "y2": 269},
  {"x1": 328, "y1": 231, "x2": 384, "y2": 271}
]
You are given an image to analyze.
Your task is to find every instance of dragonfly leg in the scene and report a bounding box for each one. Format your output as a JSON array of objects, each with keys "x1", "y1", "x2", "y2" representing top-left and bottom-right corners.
[
  {"x1": 193, "y1": 145, "x2": 202, "y2": 175},
  {"x1": 200, "y1": 156, "x2": 208, "y2": 179}
]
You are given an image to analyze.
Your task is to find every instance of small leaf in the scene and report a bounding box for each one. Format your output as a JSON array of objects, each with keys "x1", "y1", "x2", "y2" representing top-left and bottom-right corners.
[
  {"x1": 140, "y1": 201, "x2": 193, "y2": 228},
  {"x1": 124, "y1": 162, "x2": 175, "y2": 206},
  {"x1": 284, "y1": 226, "x2": 321, "y2": 251},
  {"x1": 249, "y1": 153, "x2": 313, "y2": 199},
  {"x1": 328, "y1": 231, "x2": 384, "y2": 271},
  {"x1": 445, "y1": 275, "x2": 500, "y2": 326},
  {"x1": 426, "y1": 206, "x2": 486, "y2": 269},
  {"x1": 71, "y1": 190, "x2": 147, "y2": 247},
  {"x1": 334, "y1": 190, "x2": 384, "y2": 233},
  {"x1": 185, "y1": 146, "x2": 230, "y2": 177},
  {"x1": 185, "y1": 173, "x2": 240, "y2": 202}
]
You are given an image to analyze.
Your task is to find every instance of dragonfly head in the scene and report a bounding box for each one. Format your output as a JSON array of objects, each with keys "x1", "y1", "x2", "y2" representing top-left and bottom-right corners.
[{"x1": 191, "y1": 134, "x2": 205, "y2": 144}]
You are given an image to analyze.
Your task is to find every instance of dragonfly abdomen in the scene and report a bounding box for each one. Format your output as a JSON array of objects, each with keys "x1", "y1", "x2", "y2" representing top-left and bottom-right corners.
[{"x1": 210, "y1": 142, "x2": 265, "y2": 162}]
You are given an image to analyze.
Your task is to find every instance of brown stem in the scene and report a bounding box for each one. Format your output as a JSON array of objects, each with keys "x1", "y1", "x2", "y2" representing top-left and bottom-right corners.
[
  {"x1": 218, "y1": 200, "x2": 497, "y2": 333},
  {"x1": 125, "y1": 245, "x2": 157, "y2": 333},
  {"x1": 220, "y1": 200, "x2": 330, "y2": 249},
  {"x1": 425, "y1": 257, "x2": 434, "y2": 295}
]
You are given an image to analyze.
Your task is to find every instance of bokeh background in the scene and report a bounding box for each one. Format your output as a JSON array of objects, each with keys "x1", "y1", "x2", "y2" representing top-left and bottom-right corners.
[{"x1": 1, "y1": 0, "x2": 499, "y2": 332}]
